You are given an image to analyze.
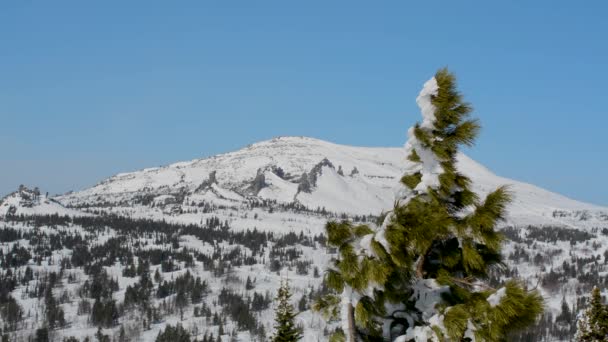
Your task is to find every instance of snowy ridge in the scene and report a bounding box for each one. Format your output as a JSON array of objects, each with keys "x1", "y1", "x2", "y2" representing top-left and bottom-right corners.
[
  {"x1": 55, "y1": 136, "x2": 608, "y2": 229},
  {"x1": 0, "y1": 186, "x2": 87, "y2": 218}
]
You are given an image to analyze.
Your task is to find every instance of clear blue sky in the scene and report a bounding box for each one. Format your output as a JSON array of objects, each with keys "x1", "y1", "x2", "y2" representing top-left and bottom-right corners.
[{"x1": 1, "y1": 1, "x2": 607, "y2": 205}]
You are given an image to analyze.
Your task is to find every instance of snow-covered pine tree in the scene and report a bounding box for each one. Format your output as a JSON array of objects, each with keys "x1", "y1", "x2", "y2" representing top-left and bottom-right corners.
[
  {"x1": 314, "y1": 68, "x2": 543, "y2": 341},
  {"x1": 272, "y1": 279, "x2": 303, "y2": 342},
  {"x1": 576, "y1": 287, "x2": 608, "y2": 341}
]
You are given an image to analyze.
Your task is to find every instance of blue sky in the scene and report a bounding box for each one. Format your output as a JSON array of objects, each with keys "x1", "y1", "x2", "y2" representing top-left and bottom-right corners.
[{"x1": 1, "y1": 1, "x2": 607, "y2": 205}]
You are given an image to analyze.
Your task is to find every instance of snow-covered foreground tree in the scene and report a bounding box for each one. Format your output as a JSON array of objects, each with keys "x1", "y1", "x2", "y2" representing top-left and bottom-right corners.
[
  {"x1": 576, "y1": 287, "x2": 608, "y2": 341},
  {"x1": 314, "y1": 68, "x2": 543, "y2": 341}
]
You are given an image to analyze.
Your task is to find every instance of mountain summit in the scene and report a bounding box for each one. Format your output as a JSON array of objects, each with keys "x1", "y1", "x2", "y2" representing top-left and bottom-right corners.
[{"x1": 55, "y1": 136, "x2": 607, "y2": 230}]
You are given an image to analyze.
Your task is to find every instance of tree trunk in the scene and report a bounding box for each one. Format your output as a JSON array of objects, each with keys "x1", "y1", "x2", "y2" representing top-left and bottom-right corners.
[
  {"x1": 342, "y1": 287, "x2": 357, "y2": 342},
  {"x1": 416, "y1": 253, "x2": 426, "y2": 278},
  {"x1": 347, "y1": 302, "x2": 356, "y2": 342}
]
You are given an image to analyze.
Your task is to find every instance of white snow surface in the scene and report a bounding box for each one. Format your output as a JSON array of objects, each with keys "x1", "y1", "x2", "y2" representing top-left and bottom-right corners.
[
  {"x1": 487, "y1": 287, "x2": 507, "y2": 307},
  {"x1": 410, "y1": 279, "x2": 449, "y2": 321}
]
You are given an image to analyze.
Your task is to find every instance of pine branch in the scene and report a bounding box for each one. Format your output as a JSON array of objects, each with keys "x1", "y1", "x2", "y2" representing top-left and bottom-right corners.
[{"x1": 527, "y1": 277, "x2": 541, "y2": 293}]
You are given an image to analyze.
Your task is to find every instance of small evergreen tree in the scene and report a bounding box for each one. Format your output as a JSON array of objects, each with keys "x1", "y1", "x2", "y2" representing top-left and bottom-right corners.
[
  {"x1": 298, "y1": 295, "x2": 308, "y2": 312},
  {"x1": 272, "y1": 280, "x2": 302, "y2": 342},
  {"x1": 95, "y1": 327, "x2": 110, "y2": 342},
  {"x1": 246, "y1": 276, "x2": 255, "y2": 290},
  {"x1": 118, "y1": 326, "x2": 127, "y2": 342},
  {"x1": 90, "y1": 299, "x2": 118, "y2": 328},
  {"x1": 0, "y1": 294, "x2": 23, "y2": 331},
  {"x1": 34, "y1": 327, "x2": 49, "y2": 342},
  {"x1": 156, "y1": 324, "x2": 191, "y2": 342},
  {"x1": 314, "y1": 68, "x2": 543, "y2": 341},
  {"x1": 576, "y1": 287, "x2": 608, "y2": 341},
  {"x1": 44, "y1": 289, "x2": 65, "y2": 329}
]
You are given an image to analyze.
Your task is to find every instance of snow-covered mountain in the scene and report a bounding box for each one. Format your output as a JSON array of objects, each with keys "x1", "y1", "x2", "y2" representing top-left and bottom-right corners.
[
  {"x1": 2, "y1": 136, "x2": 607, "y2": 341},
  {"x1": 56, "y1": 136, "x2": 608, "y2": 230}
]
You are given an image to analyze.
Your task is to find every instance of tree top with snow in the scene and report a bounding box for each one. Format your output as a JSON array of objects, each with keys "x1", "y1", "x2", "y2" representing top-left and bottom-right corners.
[{"x1": 315, "y1": 68, "x2": 543, "y2": 341}]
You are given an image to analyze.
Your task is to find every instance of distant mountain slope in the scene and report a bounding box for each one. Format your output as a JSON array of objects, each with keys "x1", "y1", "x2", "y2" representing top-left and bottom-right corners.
[
  {"x1": 0, "y1": 186, "x2": 86, "y2": 217},
  {"x1": 55, "y1": 136, "x2": 607, "y2": 229}
]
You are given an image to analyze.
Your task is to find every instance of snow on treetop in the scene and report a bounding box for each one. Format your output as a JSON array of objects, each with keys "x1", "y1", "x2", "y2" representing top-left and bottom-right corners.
[
  {"x1": 416, "y1": 76, "x2": 439, "y2": 130},
  {"x1": 403, "y1": 76, "x2": 443, "y2": 192}
]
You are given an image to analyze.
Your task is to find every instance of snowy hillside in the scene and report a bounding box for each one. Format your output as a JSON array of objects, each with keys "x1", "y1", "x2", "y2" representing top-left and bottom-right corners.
[
  {"x1": 0, "y1": 186, "x2": 86, "y2": 218},
  {"x1": 2, "y1": 137, "x2": 608, "y2": 341},
  {"x1": 56, "y1": 136, "x2": 608, "y2": 229}
]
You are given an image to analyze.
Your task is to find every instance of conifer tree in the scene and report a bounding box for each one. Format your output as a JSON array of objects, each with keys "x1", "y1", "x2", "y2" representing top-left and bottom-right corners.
[
  {"x1": 0, "y1": 294, "x2": 23, "y2": 331},
  {"x1": 314, "y1": 68, "x2": 543, "y2": 341},
  {"x1": 45, "y1": 289, "x2": 65, "y2": 329},
  {"x1": 576, "y1": 287, "x2": 608, "y2": 341},
  {"x1": 34, "y1": 327, "x2": 49, "y2": 342},
  {"x1": 155, "y1": 323, "x2": 191, "y2": 342},
  {"x1": 272, "y1": 279, "x2": 302, "y2": 342}
]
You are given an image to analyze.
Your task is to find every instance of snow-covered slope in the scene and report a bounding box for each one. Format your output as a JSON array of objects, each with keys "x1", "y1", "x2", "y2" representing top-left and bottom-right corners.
[
  {"x1": 56, "y1": 136, "x2": 608, "y2": 229},
  {"x1": 3, "y1": 137, "x2": 607, "y2": 341},
  {"x1": 0, "y1": 186, "x2": 86, "y2": 217}
]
